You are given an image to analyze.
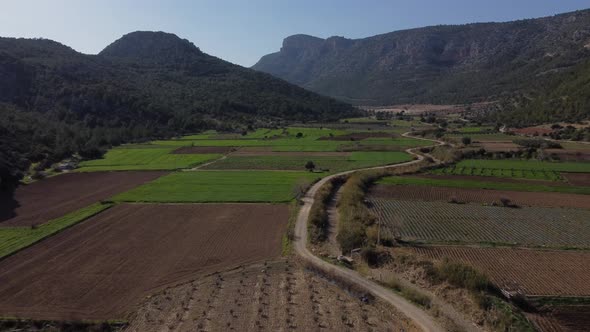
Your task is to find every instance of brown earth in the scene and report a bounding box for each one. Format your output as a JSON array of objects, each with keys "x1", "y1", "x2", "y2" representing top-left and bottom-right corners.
[
  {"x1": 232, "y1": 151, "x2": 351, "y2": 157},
  {"x1": 412, "y1": 246, "x2": 590, "y2": 297},
  {"x1": 563, "y1": 172, "x2": 590, "y2": 186},
  {"x1": 171, "y1": 146, "x2": 235, "y2": 154},
  {"x1": 318, "y1": 132, "x2": 397, "y2": 141},
  {"x1": 369, "y1": 184, "x2": 590, "y2": 209},
  {"x1": 418, "y1": 174, "x2": 563, "y2": 186},
  {"x1": 478, "y1": 141, "x2": 521, "y2": 152},
  {"x1": 545, "y1": 149, "x2": 590, "y2": 161},
  {"x1": 528, "y1": 306, "x2": 590, "y2": 332},
  {"x1": 511, "y1": 127, "x2": 554, "y2": 136},
  {"x1": 0, "y1": 171, "x2": 166, "y2": 227},
  {"x1": 0, "y1": 203, "x2": 288, "y2": 321},
  {"x1": 126, "y1": 259, "x2": 418, "y2": 332}
]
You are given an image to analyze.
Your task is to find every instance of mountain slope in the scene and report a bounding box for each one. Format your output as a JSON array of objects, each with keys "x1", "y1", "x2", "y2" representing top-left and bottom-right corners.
[
  {"x1": 0, "y1": 31, "x2": 359, "y2": 188},
  {"x1": 253, "y1": 9, "x2": 590, "y2": 108}
]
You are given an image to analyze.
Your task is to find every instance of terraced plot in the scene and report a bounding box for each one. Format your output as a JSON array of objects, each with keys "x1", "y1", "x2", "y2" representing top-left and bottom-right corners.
[
  {"x1": 433, "y1": 159, "x2": 590, "y2": 181},
  {"x1": 204, "y1": 152, "x2": 412, "y2": 172},
  {"x1": 370, "y1": 184, "x2": 590, "y2": 209},
  {"x1": 369, "y1": 199, "x2": 590, "y2": 247},
  {"x1": 412, "y1": 246, "x2": 590, "y2": 297},
  {"x1": 78, "y1": 147, "x2": 220, "y2": 171},
  {"x1": 113, "y1": 170, "x2": 319, "y2": 203}
]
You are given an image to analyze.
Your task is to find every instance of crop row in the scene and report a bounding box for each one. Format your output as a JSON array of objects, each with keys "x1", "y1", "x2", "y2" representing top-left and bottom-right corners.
[
  {"x1": 413, "y1": 246, "x2": 590, "y2": 297},
  {"x1": 369, "y1": 199, "x2": 590, "y2": 248},
  {"x1": 431, "y1": 165, "x2": 561, "y2": 181}
]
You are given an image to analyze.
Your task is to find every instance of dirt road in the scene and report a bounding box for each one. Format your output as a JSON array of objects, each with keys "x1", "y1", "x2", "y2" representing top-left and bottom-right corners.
[{"x1": 294, "y1": 133, "x2": 470, "y2": 332}]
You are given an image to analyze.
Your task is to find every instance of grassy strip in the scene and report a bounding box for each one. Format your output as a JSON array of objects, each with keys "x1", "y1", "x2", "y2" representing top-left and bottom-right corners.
[
  {"x1": 378, "y1": 176, "x2": 590, "y2": 195},
  {"x1": 282, "y1": 200, "x2": 301, "y2": 256},
  {"x1": 0, "y1": 202, "x2": 112, "y2": 260},
  {"x1": 308, "y1": 176, "x2": 346, "y2": 244},
  {"x1": 337, "y1": 161, "x2": 430, "y2": 252},
  {"x1": 382, "y1": 277, "x2": 432, "y2": 308}
]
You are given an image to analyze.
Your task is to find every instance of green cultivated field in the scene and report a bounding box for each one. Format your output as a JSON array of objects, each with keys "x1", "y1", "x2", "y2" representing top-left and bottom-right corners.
[
  {"x1": 204, "y1": 152, "x2": 412, "y2": 172},
  {"x1": 370, "y1": 199, "x2": 590, "y2": 248},
  {"x1": 0, "y1": 203, "x2": 112, "y2": 259},
  {"x1": 378, "y1": 176, "x2": 590, "y2": 195},
  {"x1": 433, "y1": 159, "x2": 590, "y2": 181},
  {"x1": 113, "y1": 170, "x2": 320, "y2": 203},
  {"x1": 77, "y1": 147, "x2": 220, "y2": 171},
  {"x1": 455, "y1": 126, "x2": 495, "y2": 133}
]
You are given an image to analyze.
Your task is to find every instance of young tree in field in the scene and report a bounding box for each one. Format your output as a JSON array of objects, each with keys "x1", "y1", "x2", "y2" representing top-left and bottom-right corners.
[
  {"x1": 296, "y1": 132, "x2": 303, "y2": 138},
  {"x1": 462, "y1": 136, "x2": 472, "y2": 145},
  {"x1": 305, "y1": 161, "x2": 316, "y2": 172}
]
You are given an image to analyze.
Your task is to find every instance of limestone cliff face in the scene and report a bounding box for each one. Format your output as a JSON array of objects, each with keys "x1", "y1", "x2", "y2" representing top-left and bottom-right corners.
[{"x1": 253, "y1": 9, "x2": 590, "y2": 105}]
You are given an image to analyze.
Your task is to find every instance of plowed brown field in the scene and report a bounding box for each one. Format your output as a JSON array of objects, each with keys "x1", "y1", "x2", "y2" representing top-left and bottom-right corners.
[
  {"x1": 0, "y1": 171, "x2": 166, "y2": 227},
  {"x1": 413, "y1": 246, "x2": 590, "y2": 297},
  {"x1": 0, "y1": 203, "x2": 288, "y2": 321},
  {"x1": 370, "y1": 184, "x2": 590, "y2": 209},
  {"x1": 563, "y1": 172, "x2": 590, "y2": 186}
]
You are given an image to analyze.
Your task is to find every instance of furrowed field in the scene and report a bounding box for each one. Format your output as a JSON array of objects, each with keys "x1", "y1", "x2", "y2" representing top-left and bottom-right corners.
[
  {"x1": 204, "y1": 151, "x2": 412, "y2": 171},
  {"x1": 369, "y1": 198, "x2": 590, "y2": 248},
  {"x1": 432, "y1": 159, "x2": 590, "y2": 181}
]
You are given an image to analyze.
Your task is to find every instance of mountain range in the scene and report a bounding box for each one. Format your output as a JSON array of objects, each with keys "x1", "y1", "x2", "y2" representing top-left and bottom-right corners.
[
  {"x1": 0, "y1": 31, "x2": 358, "y2": 188},
  {"x1": 253, "y1": 9, "x2": 590, "y2": 123}
]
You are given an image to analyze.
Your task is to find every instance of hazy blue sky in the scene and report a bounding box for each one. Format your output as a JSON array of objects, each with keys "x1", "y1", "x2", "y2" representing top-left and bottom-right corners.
[{"x1": 1, "y1": 0, "x2": 589, "y2": 66}]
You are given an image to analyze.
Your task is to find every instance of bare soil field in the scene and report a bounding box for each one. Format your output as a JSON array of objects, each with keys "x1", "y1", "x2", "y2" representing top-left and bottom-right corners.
[
  {"x1": 126, "y1": 260, "x2": 418, "y2": 332},
  {"x1": 0, "y1": 171, "x2": 166, "y2": 227},
  {"x1": 361, "y1": 102, "x2": 495, "y2": 115},
  {"x1": 413, "y1": 246, "x2": 590, "y2": 297},
  {"x1": 172, "y1": 146, "x2": 235, "y2": 154},
  {"x1": 232, "y1": 150, "x2": 351, "y2": 157},
  {"x1": 369, "y1": 184, "x2": 590, "y2": 209},
  {"x1": 528, "y1": 305, "x2": 590, "y2": 332},
  {"x1": 563, "y1": 172, "x2": 590, "y2": 186},
  {"x1": 319, "y1": 132, "x2": 396, "y2": 141},
  {"x1": 0, "y1": 203, "x2": 288, "y2": 321},
  {"x1": 478, "y1": 141, "x2": 521, "y2": 152},
  {"x1": 511, "y1": 127, "x2": 554, "y2": 136},
  {"x1": 418, "y1": 174, "x2": 562, "y2": 186}
]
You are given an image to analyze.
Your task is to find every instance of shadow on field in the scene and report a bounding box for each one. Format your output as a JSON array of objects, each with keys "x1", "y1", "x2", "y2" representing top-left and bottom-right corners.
[{"x1": 0, "y1": 188, "x2": 19, "y2": 223}]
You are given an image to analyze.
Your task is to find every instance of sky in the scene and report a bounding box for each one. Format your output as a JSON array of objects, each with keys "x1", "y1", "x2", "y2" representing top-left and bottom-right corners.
[{"x1": 1, "y1": 0, "x2": 589, "y2": 66}]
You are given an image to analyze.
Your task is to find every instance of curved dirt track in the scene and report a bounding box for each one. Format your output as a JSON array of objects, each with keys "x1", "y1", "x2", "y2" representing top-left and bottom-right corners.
[{"x1": 294, "y1": 133, "x2": 449, "y2": 332}]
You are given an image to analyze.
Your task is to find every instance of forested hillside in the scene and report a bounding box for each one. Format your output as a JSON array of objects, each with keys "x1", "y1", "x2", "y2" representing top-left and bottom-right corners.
[
  {"x1": 253, "y1": 9, "x2": 590, "y2": 124},
  {"x1": 0, "y1": 31, "x2": 359, "y2": 188}
]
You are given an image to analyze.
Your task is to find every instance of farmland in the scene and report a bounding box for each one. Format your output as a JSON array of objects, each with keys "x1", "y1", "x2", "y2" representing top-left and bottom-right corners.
[
  {"x1": 377, "y1": 175, "x2": 590, "y2": 195},
  {"x1": 369, "y1": 198, "x2": 590, "y2": 248},
  {"x1": 77, "y1": 147, "x2": 220, "y2": 171},
  {"x1": 412, "y1": 246, "x2": 590, "y2": 297},
  {"x1": 370, "y1": 184, "x2": 590, "y2": 209},
  {"x1": 113, "y1": 170, "x2": 320, "y2": 203},
  {"x1": 0, "y1": 171, "x2": 166, "y2": 227},
  {"x1": 127, "y1": 259, "x2": 418, "y2": 332},
  {"x1": 432, "y1": 159, "x2": 590, "y2": 181},
  {"x1": 0, "y1": 203, "x2": 288, "y2": 320},
  {"x1": 204, "y1": 151, "x2": 412, "y2": 172}
]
